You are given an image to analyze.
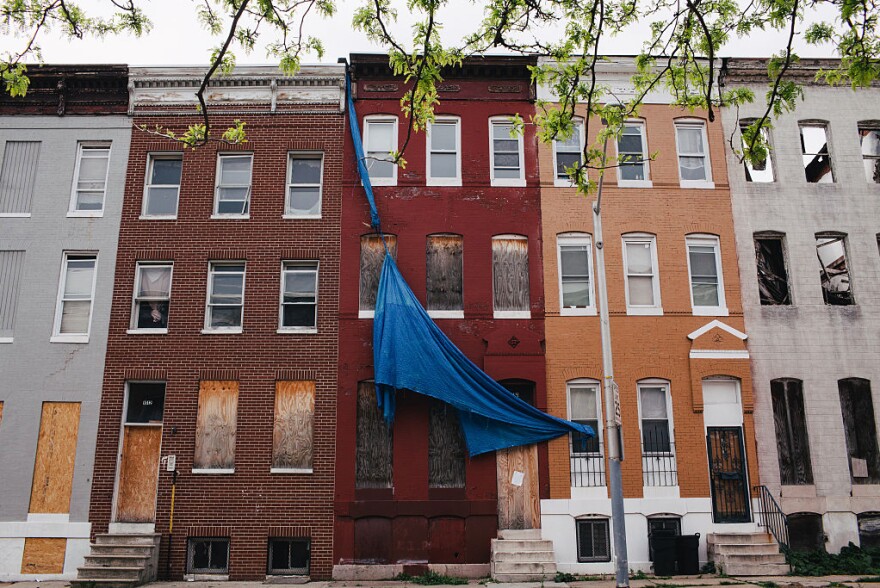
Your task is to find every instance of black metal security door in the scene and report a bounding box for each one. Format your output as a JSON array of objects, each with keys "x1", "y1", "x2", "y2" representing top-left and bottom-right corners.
[{"x1": 707, "y1": 427, "x2": 751, "y2": 523}]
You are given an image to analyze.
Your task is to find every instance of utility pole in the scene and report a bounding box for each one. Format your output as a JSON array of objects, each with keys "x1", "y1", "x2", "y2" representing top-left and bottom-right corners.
[{"x1": 592, "y1": 131, "x2": 629, "y2": 588}]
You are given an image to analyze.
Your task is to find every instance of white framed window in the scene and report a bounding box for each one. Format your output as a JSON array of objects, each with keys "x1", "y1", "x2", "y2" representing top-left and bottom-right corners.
[
  {"x1": 286, "y1": 153, "x2": 323, "y2": 218},
  {"x1": 568, "y1": 379, "x2": 605, "y2": 488},
  {"x1": 492, "y1": 234, "x2": 530, "y2": 318},
  {"x1": 213, "y1": 153, "x2": 252, "y2": 217},
  {"x1": 674, "y1": 121, "x2": 713, "y2": 188},
  {"x1": 622, "y1": 234, "x2": 662, "y2": 315},
  {"x1": 638, "y1": 379, "x2": 678, "y2": 487},
  {"x1": 617, "y1": 121, "x2": 651, "y2": 187},
  {"x1": 557, "y1": 233, "x2": 595, "y2": 316},
  {"x1": 142, "y1": 154, "x2": 182, "y2": 218},
  {"x1": 426, "y1": 117, "x2": 461, "y2": 186},
  {"x1": 69, "y1": 142, "x2": 111, "y2": 216},
  {"x1": 363, "y1": 116, "x2": 398, "y2": 186},
  {"x1": 686, "y1": 235, "x2": 728, "y2": 316},
  {"x1": 279, "y1": 261, "x2": 318, "y2": 333},
  {"x1": 489, "y1": 117, "x2": 526, "y2": 187},
  {"x1": 204, "y1": 262, "x2": 245, "y2": 333},
  {"x1": 130, "y1": 262, "x2": 172, "y2": 333},
  {"x1": 553, "y1": 118, "x2": 584, "y2": 187},
  {"x1": 52, "y1": 252, "x2": 98, "y2": 343}
]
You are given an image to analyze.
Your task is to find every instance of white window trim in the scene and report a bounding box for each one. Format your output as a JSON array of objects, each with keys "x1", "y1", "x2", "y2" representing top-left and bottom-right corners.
[
  {"x1": 51, "y1": 251, "x2": 98, "y2": 343},
  {"x1": 358, "y1": 310, "x2": 375, "y2": 320},
  {"x1": 0, "y1": 337, "x2": 14, "y2": 344},
  {"x1": 141, "y1": 153, "x2": 183, "y2": 220},
  {"x1": 685, "y1": 235, "x2": 728, "y2": 316},
  {"x1": 202, "y1": 261, "x2": 246, "y2": 334},
  {"x1": 557, "y1": 233, "x2": 597, "y2": 316},
  {"x1": 212, "y1": 153, "x2": 253, "y2": 219},
  {"x1": 489, "y1": 117, "x2": 526, "y2": 187},
  {"x1": 427, "y1": 310, "x2": 465, "y2": 319},
  {"x1": 636, "y1": 379, "x2": 676, "y2": 456},
  {"x1": 0, "y1": 213, "x2": 31, "y2": 218},
  {"x1": 278, "y1": 260, "x2": 319, "y2": 333},
  {"x1": 191, "y1": 468, "x2": 235, "y2": 474},
  {"x1": 363, "y1": 115, "x2": 398, "y2": 187},
  {"x1": 426, "y1": 117, "x2": 462, "y2": 187},
  {"x1": 552, "y1": 118, "x2": 585, "y2": 188},
  {"x1": 284, "y1": 152, "x2": 324, "y2": 219},
  {"x1": 129, "y1": 262, "x2": 173, "y2": 333},
  {"x1": 622, "y1": 234, "x2": 662, "y2": 315},
  {"x1": 567, "y1": 378, "x2": 604, "y2": 455},
  {"x1": 616, "y1": 121, "x2": 653, "y2": 188},
  {"x1": 68, "y1": 142, "x2": 111, "y2": 217},
  {"x1": 270, "y1": 467, "x2": 314, "y2": 474},
  {"x1": 674, "y1": 120, "x2": 714, "y2": 189}
]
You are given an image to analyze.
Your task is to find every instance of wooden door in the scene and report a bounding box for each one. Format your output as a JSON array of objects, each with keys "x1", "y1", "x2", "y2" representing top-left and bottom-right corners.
[
  {"x1": 706, "y1": 427, "x2": 751, "y2": 523},
  {"x1": 496, "y1": 444, "x2": 540, "y2": 529},
  {"x1": 115, "y1": 425, "x2": 162, "y2": 523}
]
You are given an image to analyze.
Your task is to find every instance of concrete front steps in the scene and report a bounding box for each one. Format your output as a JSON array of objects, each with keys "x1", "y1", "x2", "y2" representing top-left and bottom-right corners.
[
  {"x1": 708, "y1": 531, "x2": 790, "y2": 576},
  {"x1": 71, "y1": 533, "x2": 161, "y2": 588},
  {"x1": 490, "y1": 529, "x2": 557, "y2": 583}
]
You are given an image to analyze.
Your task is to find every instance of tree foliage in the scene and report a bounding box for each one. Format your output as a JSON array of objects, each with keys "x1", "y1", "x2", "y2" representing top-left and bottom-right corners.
[{"x1": 2, "y1": 0, "x2": 877, "y2": 190}]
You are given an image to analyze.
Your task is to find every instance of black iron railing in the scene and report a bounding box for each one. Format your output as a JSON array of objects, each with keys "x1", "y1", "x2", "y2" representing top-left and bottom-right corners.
[
  {"x1": 642, "y1": 433, "x2": 678, "y2": 487},
  {"x1": 570, "y1": 435, "x2": 606, "y2": 487},
  {"x1": 754, "y1": 484, "x2": 790, "y2": 549}
]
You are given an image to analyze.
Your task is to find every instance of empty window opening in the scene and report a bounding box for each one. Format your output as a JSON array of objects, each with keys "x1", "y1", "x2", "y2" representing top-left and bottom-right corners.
[
  {"x1": 359, "y1": 234, "x2": 397, "y2": 314},
  {"x1": 839, "y1": 378, "x2": 880, "y2": 484},
  {"x1": 787, "y1": 513, "x2": 824, "y2": 552},
  {"x1": 740, "y1": 120, "x2": 774, "y2": 183},
  {"x1": 426, "y1": 234, "x2": 463, "y2": 313},
  {"x1": 428, "y1": 399, "x2": 466, "y2": 488},
  {"x1": 816, "y1": 235, "x2": 853, "y2": 305},
  {"x1": 356, "y1": 381, "x2": 393, "y2": 488},
  {"x1": 268, "y1": 538, "x2": 310, "y2": 575},
  {"x1": 755, "y1": 236, "x2": 790, "y2": 305},
  {"x1": 858, "y1": 512, "x2": 880, "y2": 549},
  {"x1": 859, "y1": 124, "x2": 880, "y2": 183},
  {"x1": 576, "y1": 519, "x2": 611, "y2": 562},
  {"x1": 771, "y1": 379, "x2": 813, "y2": 485},
  {"x1": 500, "y1": 379, "x2": 535, "y2": 407},
  {"x1": 188, "y1": 538, "x2": 229, "y2": 574},
  {"x1": 800, "y1": 124, "x2": 834, "y2": 183},
  {"x1": 126, "y1": 383, "x2": 166, "y2": 424}
]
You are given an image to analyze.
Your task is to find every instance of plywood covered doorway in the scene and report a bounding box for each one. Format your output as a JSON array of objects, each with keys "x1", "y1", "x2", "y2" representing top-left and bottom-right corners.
[
  {"x1": 114, "y1": 383, "x2": 164, "y2": 523},
  {"x1": 497, "y1": 380, "x2": 540, "y2": 530}
]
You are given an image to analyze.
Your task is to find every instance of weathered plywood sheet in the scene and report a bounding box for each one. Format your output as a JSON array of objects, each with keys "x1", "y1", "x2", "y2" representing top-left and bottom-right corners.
[
  {"x1": 355, "y1": 381, "x2": 393, "y2": 488},
  {"x1": 492, "y1": 238, "x2": 529, "y2": 312},
  {"x1": 359, "y1": 235, "x2": 397, "y2": 310},
  {"x1": 0, "y1": 401, "x2": 4, "y2": 427},
  {"x1": 194, "y1": 381, "x2": 239, "y2": 469},
  {"x1": 20, "y1": 537, "x2": 66, "y2": 574},
  {"x1": 273, "y1": 381, "x2": 315, "y2": 470},
  {"x1": 28, "y1": 402, "x2": 81, "y2": 514},
  {"x1": 426, "y1": 234, "x2": 463, "y2": 311},
  {"x1": 116, "y1": 425, "x2": 162, "y2": 522},
  {"x1": 428, "y1": 400, "x2": 466, "y2": 488},
  {"x1": 496, "y1": 444, "x2": 539, "y2": 530}
]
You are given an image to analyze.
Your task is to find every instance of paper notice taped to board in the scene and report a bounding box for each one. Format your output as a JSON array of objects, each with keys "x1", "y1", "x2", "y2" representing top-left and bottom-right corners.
[{"x1": 511, "y1": 471, "x2": 525, "y2": 487}]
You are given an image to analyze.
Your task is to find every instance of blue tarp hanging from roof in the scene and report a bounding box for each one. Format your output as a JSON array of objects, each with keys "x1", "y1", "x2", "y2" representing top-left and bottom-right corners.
[{"x1": 345, "y1": 72, "x2": 594, "y2": 457}]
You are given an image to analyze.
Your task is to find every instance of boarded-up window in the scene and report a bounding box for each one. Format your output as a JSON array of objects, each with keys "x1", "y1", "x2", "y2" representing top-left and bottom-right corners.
[
  {"x1": 0, "y1": 250, "x2": 24, "y2": 338},
  {"x1": 492, "y1": 235, "x2": 529, "y2": 313},
  {"x1": 356, "y1": 381, "x2": 392, "y2": 488},
  {"x1": 771, "y1": 379, "x2": 813, "y2": 485},
  {"x1": 29, "y1": 402, "x2": 81, "y2": 514},
  {"x1": 755, "y1": 236, "x2": 790, "y2": 305},
  {"x1": 426, "y1": 234, "x2": 463, "y2": 312},
  {"x1": 428, "y1": 400, "x2": 466, "y2": 488},
  {"x1": 359, "y1": 234, "x2": 397, "y2": 312},
  {"x1": 839, "y1": 378, "x2": 880, "y2": 484},
  {"x1": 0, "y1": 141, "x2": 40, "y2": 214},
  {"x1": 193, "y1": 381, "x2": 238, "y2": 471},
  {"x1": 273, "y1": 381, "x2": 315, "y2": 471},
  {"x1": 858, "y1": 512, "x2": 880, "y2": 548},
  {"x1": 816, "y1": 234, "x2": 853, "y2": 305},
  {"x1": 788, "y1": 512, "x2": 824, "y2": 552}
]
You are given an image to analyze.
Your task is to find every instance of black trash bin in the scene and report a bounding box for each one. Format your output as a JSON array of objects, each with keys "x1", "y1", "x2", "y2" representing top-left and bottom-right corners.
[
  {"x1": 651, "y1": 535, "x2": 678, "y2": 576},
  {"x1": 676, "y1": 533, "x2": 701, "y2": 575}
]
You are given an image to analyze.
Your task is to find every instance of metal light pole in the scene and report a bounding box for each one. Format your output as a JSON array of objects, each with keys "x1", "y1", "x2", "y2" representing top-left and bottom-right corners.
[{"x1": 592, "y1": 131, "x2": 629, "y2": 588}]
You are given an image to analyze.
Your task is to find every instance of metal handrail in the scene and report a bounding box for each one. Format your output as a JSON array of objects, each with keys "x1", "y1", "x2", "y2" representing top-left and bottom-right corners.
[{"x1": 753, "y1": 485, "x2": 790, "y2": 549}]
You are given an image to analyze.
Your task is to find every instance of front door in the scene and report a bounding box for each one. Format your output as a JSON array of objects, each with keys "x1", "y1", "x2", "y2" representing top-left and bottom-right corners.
[
  {"x1": 706, "y1": 427, "x2": 750, "y2": 523},
  {"x1": 497, "y1": 380, "x2": 540, "y2": 530}
]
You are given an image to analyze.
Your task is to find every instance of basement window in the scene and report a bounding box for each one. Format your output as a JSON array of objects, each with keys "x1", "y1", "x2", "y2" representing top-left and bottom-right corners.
[
  {"x1": 188, "y1": 538, "x2": 229, "y2": 574},
  {"x1": 800, "y1": 123, "x2": 834, "y2": 183},
  {"x1": 268, "y1": 538, "x2": 310, "y2": 575},
  {"x1": 755, "y1": 236, "x2": 790, "y2": 305},
  {"x1": 787, "y1": 513, "x2": 824, "y2": 552},
  {"x1": 816, "y1": 235, "x2": 853, "y2": 305},
  {"x1": 858, "y1": 512, "x2": 880, "y2": 549},
  {"x1": 576, "y1": 519, "x2": 611, "y2": 562}
]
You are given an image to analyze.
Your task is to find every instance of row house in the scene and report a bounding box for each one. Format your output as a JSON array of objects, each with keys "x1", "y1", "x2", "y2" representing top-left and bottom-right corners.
[{"x1": 0, "y1": 65, "x2": 131, "y2": 580}]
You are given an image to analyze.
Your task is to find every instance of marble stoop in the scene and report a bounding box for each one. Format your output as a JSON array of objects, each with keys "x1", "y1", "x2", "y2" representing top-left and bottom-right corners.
[
  {"x1": 491, "y1": 529, "x2": 558, "y2": 583},
  {"x1": 71, "y1": 533, "x2": 161, "y2": 588},
  {"x1": 708, "y1": 532, "x2": 790, "y2": 576}
]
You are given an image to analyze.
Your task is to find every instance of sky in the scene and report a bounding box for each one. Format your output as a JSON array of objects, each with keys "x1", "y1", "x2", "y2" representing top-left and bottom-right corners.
[{"x1": 0, "y1": 0, "x2": 840, "y2": 68}]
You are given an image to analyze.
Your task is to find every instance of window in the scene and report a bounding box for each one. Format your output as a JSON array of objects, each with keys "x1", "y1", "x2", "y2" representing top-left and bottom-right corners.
[
  {"x1": 272, "y1": 381, "x2": 315, "y2": 473},
  {"x1": 214, "y1": 154, "x2": 252, "y2": 216},
  {"x1": 53, "y1": 253, "x2": 97, "y2": 342},
  {"x1": 557, "y1": 233, "x2": 594, "y2": 315},
  {"x1": 686, "y1": 235, "x2": 727, "y2": 316},
  {"x1": 205, "y1": 262, "x2": 245, "y2": 332},
  {"x1": 800, "y1": 123, "x2": 834, "y2": 183},
  {"x1": 639, "y1": 381, "x2": 677, "y2": 487},
  {"x1": 0, "y1": 141, "x2": 40, "y2": 216},
  {"x1": 569, "y1": 380, "x2": 604, "y2": 488},
  {"x1": 426, "y1": 117, "x2": 461, "y2": 185},
  {"x1": 492, "y1": 235, "x2": 530, "y2": 318},
  {"x1": 740, "y1": 120, "x2": 774, "y2": 183},
  {"x1": 816, "y1": 234, "x2": 853, "y2": 305},
  {"x1": 363, "y1": 116, "x2": 397, "y2": 185},
  {"x1": 0, "y1": 250, "x2": 25, "y2": 342},
  {"x1": 838, "y1": 378, "x2": 880, "y2": 484},
  {"x1": 126, "y1": 383, "x2": 166, "y2": 423},
  {"x1": 674, "y1": 121, "x2": 712, "y2": 186},
  {"x1": 428, "y1": 399, "x2": 466, "y2": 488},
  {"x1": 755, "y1": 235, "x2": 791, "y2": 305},
  {"x1": 356, "y1": 381, "x2": 393, "y2": 489},
  {"x1": 771, "y1": 379, "x2": 813, "y2": 485},
  {"x1": 788, "y1": 513, "x2": 825, "y2": 552},
  {"x1": 268, "y1": 538, "x2": 310, "y2": 575},
  {"x1": 648, "y1": 517, "x2": 681, "y2": 561},
  {"x1": 188, "y1": 538, "x2": 229, "y2": 574},
  {"x1": 359, "y1": 234, "x2": 397, "y2": 317},
  {"x1": 553, "y1": 119, "x2": 583, "y2": 186},
  {"x1": 193, "y1": 380, "x2": 238, "y2": 472},
  {"x1": 131, "y1": 263, "x2": 172, "y2": 331},
  {"x1": 489, "y1": 118, "x2": 525, "y2": 186},
  {"x1": 70, "y1": 143, "x2": 110, "y2": 215},
  {"x1": 143, "y1": 154, "x2": 182, "y2": 218},
  {"x1": 576, "y1": 519, "x2": 611, "y2": 562},
  {"x1": 858, "y1": 512, "x2": 880, "y2": 549},
  {"x1": 286, "y1": 153, "x2": 323, "y2": 217},
  {"x1": 279, "y1": 262, "x2": 318, "y2": 331},
  {"x1": 617, "y1": 121, "x2": 650, "y2": 185},
  {"x1": 622, "y1": 234, "x2": 661, "y2": 314},
  {"x1": 859, "y1": 124, "x2": 880, "y2": 183},
  {"x1": 426, "y1": 234, "x2": 463, "y2": 317}
]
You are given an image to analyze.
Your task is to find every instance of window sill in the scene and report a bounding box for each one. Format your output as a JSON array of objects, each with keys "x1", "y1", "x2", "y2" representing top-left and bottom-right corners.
[
  {"x1": 358, "y1": 310, "x2": 375, "y2": 319},
  {"x1": 283, "y1": 214, "x2": 322, "y2": 220},
  {"x1": 491, "y1": 178, "x2": 527, "y2": 187},
  {"x1": 0, "y1": 213, "x2": 31, "y2": 218},
  {"x1": 185, "y1": 575, "x2": 229, "y2": 582},
  {"x1": 560, "y1": 307, "x2": 597, "y2": 317},
  {"x1": 427, "y1": 310, "x2": 464, "y2": 319},
  {"x1": 626, "y1": 307, "x2": 663, "y2": 316},
  {"x1": 0, "y1": 337, "x2": 12, "y2": 344},
  {"x1": 67, "y1": 211, "x2": 104, "y2": 218},
  {"x1": 617, "y1": 180, "x2": 653, "y2": 188},
  {"x1": 270, "y1": 467, "x2": 313, "y2": 474},
  {"x1": 494, "y1": 310, "x2": 531, "y2": 319},
  {"x1": 192, "y1": 468, "x2": 234, "y2": 474},
  {"x1": 201, "y1": 328, "x2": 243, "y2": 335},
  {"x1": 210, "y1": 214, "x2": 250, "y2": 220},
  {"x1": 139, "y1": 215, "x2": 178, "y2": 221},
  {"x1": 427, "y1": 178, "x2": 462, "y2": 187},
  {"x1": 692, "y1": 307, "x2": 729, "y2": 317},
  {"x1": 679, "y1": 180, "x2": 715, "y2": 189},
  {"x1": 127, "y1": 328, "x2": 168, "y2": 335},
  {"x1": 50, "y1": 334, "x2": 89, "y2": 344},
  {"x1": 369, "y1": 179, "x2": 396, "y2": 187},
  {"x1": 554, "y1": 179, "x2": 577, "y2": 188},
  {"x1": 276, "y1": 328, "x2": 318, "y2": 334}
]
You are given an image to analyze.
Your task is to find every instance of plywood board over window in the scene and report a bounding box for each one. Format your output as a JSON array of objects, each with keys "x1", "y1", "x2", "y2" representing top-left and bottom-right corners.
[
  {"x1": 194, "y1": 381, "x2": 239, "y2": 471},
  {"x1": 20, "y1": 537, "x2": 66, "y2": 574},
  {"x1": 426, "y1": 234, "x2": 463, "y2": 311},
  {"x1": 29, "y1": 402, "x2": 81, "y2": 514},
  {"x1": 359, "y1": 234, "x2": 397, "y2": 312},
  {"x1": 273, "y1": 381, "x2": 315, "y2": 471},
  {"x1": 492, "y1": 236, "x2": 530, "y2": 312},
  {"x1": 355, "y1": 381, "x2": 392, "y2": 488},
  {"x1": 428, "y1": 400, "x2": 466, "y2": 488}
]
